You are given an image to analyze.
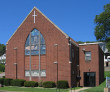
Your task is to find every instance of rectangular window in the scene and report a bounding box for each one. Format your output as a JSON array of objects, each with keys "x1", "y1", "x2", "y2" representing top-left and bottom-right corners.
[
  {"x1": 25, "y1": 70, "x2": 46, "y2": 77},
  {"x1": 85, "y1": 51, "x2": 91, "y2": 61}
]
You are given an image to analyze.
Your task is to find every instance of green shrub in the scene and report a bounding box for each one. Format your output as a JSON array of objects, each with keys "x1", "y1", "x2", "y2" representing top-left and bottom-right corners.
[
  {"x1": 57, "y1": 80, "x2": 69, "y2": 89},
  {"x1": 43, "y1": 81, "x2": 56, "y2": 88},
  {"x1": 4, "y1": 78, "x2": 12, "y2": 86},
  {"x1": 34, "y1": 82, "x2": 38, "y2": 87},
  {"x1": 38, "y1": 80, "x2": 43, "y2": 87},
  {"x1": 11, "y1": 79, "x2": 25, "y2": 87},
  {"x1": 0, "y1": 78, "x2": 4, "y2": 85},
  {"x1": 24, "y1": 81, "x2": 38, "y2": 87}
]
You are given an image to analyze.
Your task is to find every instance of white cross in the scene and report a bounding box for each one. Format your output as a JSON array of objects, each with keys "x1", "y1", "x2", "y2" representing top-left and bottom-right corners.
[{"x1": 32, "y1": 11, "x2": 37, "y2": 24}]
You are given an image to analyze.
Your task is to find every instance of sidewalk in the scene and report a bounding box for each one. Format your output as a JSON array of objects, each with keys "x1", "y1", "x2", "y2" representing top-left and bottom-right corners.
[{"x1": 70, "y1": 87, "x2": 92, "y2": 92}]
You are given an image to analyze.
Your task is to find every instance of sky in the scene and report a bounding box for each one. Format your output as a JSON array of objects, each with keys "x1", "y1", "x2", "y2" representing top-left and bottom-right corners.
[{"x1": 0, "y1": 0, "x2": 110, "y2": 44}]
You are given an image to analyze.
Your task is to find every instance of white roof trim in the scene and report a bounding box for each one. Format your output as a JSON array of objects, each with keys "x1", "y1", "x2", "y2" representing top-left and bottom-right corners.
[
  {"x1": 79, "y1": 42, "x2": 105, "y2": 46},
  {"x1": 70, "y1": 39, "x2": 79, "y2": 47},
  {"x1": 7, "y1": 7, "x2": 69, "y2": 44}
]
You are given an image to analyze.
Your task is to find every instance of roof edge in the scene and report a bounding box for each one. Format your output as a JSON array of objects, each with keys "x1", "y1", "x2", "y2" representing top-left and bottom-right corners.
[
  {"x1": 34, "y1": 7, "x2": 69, "y2": 38},
  {"x1": 79, "y1": 42, "x2": 105, "y2": 46},
  {"x1": 70, "y1": 38, "x2": 79, "y2": 47},
  {"x1": 7, "y1": 7, "x2": 35, "y2": 44},
  {"x1": 7, "y1": 7, "x2": 69, "y2": 44}
]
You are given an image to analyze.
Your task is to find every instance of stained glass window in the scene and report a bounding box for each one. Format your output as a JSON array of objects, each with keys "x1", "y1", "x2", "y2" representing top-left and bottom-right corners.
[{"x1": 25, "y1": 29, "x2": 46, "y2": 55}]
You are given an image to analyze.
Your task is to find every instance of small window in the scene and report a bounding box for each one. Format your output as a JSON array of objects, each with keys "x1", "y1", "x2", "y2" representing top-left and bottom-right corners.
[{"x1": 85, "y1": 51, "x2": 91, "y2": 61}]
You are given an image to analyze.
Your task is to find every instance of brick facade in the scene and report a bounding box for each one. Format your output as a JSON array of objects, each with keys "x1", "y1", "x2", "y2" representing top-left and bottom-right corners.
[
  {"x1": 6, "y1": 7, "x2": 74, "y2": 87},
  {"x1": 5, "y1": 7, "x2": 104, "y2": 87},
  {"x1": 79, "y1": 44, "x2": 104, "y2": 86}
]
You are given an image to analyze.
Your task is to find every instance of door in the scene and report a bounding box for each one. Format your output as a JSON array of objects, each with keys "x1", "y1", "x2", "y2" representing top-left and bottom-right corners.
[{"x1": 84, "y1": 72, "x2": 96, "y2": 87}]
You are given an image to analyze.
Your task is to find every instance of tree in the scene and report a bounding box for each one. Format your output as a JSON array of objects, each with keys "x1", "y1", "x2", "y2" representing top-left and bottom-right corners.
[
  {"x1": 94, "y1": 3, "x2": 110, "y2": 51},
  {"x1": 0, "y1": 64, "x2": 5, "y2": 72},
  {"x1": 0, "y1": 44, "x2": 6, "y2": 56}
]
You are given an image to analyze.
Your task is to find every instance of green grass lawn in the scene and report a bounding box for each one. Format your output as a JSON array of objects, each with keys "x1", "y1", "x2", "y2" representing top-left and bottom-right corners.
[
  {"x1": 0, "y1": 86, "x2": 82, "y2": 92},
  {"x1": 79, "y1": 71, "x2": 110, "y2": 92},
  {"x1": 0, "y1": 86, "x2": 69, "y2": 92}
]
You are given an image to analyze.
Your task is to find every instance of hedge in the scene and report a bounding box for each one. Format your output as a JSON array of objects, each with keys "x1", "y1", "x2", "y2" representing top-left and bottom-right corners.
[
  {"x1": 0, "y1": 78, "x2": 4, "y2": 85},
  {"x1": 43, "y1": 81, "x2": 56, "y2": 88},
  {"x1": 24, "y1": 81, "x2": 38, "y2": 87},
  {"x1": 4, "y1": 78, "x2": 12, "y2": 86},
  {"x1": 11, "y1": 79, "x2": 25, "y2": 87},
  {"x1": 57, "y1": 80, "x2": 69, "y2": 89}
]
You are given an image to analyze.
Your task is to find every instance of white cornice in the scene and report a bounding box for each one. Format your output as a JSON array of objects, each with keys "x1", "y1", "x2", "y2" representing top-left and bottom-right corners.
[{"x1": 79, "y1": 42, "x2": 105, "y2": 46}]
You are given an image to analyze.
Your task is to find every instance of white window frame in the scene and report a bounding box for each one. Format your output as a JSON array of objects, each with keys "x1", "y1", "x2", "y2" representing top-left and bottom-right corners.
[{"x1": 85, "y1": 51, "x2": 91, "y2": 61}]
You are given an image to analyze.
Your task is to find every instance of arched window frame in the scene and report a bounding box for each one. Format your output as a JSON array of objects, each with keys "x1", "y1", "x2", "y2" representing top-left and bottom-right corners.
[{"x1": 25, "y1": 29, "x2": 46, "y2": 55}]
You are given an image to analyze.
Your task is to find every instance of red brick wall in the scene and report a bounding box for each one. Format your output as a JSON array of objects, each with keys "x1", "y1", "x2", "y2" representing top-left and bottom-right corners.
[
  {"x1": 25, "y1": 55, "x2": 46, "y2": 70},
  {"x1": 6, "y1": 8, "x2": 71, "y2": 86},
  {"x1": 79, "y1": 44, "x2": 104, "y2": 86}
]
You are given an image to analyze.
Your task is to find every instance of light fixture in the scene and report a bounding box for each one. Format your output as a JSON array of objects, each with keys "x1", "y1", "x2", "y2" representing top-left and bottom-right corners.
[
  {"x1": 54, "y1": 44, "x2": 58, "y2": 46},
  {"x1": 82, "y1": 48, "x2": 85, "y2": 52},
  {"x1": 54, "y1": 61, "x2": 58, "y2": 64},
  {"x1": 69, "y1": 61, "x2": 72, "y2": 63}
]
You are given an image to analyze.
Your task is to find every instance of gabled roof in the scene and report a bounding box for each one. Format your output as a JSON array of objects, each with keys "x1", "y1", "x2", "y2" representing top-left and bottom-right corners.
[{"x1": 7, "y1": 7, "x2": 69, "y2": 44}]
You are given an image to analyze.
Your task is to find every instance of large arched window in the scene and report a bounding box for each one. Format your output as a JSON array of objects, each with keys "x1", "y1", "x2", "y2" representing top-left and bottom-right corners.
[{"x1": 25, "y1": 29, "x2": 46, "y2": 55}]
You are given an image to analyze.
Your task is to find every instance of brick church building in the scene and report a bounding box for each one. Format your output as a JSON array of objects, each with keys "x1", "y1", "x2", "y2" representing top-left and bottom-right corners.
[{"x1": 5, "y1": 7, "x2": 104, "y2": 87}]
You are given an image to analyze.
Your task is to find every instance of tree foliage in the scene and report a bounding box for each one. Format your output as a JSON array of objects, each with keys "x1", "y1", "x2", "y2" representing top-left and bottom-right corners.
[
  {"x1": 94, "y1": 3, "x2": 110, "y2": 51},
  {"x1": 0, "y1": 44, "x2": 6, "y2": 56},
  {"x1": 0, "y1": 64, "x2": 5, "y2": 72}
]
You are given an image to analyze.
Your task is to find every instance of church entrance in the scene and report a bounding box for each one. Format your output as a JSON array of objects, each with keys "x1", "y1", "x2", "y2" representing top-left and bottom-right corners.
[{"x1": 84, "y1": 72, "x2": 96, "y2": 87}]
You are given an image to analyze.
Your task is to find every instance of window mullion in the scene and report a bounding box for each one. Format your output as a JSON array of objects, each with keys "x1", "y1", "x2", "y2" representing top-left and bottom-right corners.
[
  {"x1": 39, "y1": 31, "x2": 41, "y2": 81},
  {"x1": 29, "y1": 32, "x2": 32, "y2": 81}
]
